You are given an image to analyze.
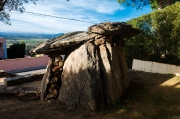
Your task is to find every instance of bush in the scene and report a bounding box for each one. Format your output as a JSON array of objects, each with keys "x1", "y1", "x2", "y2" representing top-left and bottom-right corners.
[
  {"x1": 125, "y1": 2, "x2": 180, "y2": 68},
  {"x1": 7, "y1": 42, "x2": 26, "y2": 59}
]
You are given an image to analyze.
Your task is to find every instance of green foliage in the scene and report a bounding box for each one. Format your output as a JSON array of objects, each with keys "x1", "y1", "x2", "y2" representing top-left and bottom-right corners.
[
  {"x1": 0, "y1": 0, "x2": 39, "y2": 25},
  {"x1": 7, "y1": 42, "x2": 26, "y2": 59},
  {"x1": 117, "y1": 0, "x2": 150, "y2": 10},
  {"x1": 6, "y1": 39, "x2": 45, "y2": 56},
  {"x1": 118, "y1": 0, "x2": 179, "y2": 10},
  {"x1": 125, "y1": 2, "x2": 180, "y2": 68},
  {"x1": 150, "y1": 0, "x2": 158, "y2": 10},
  {"x1": 0, "y1": 10, "x2": 10, "y2": 25},
  {"x1": 150, "y1": 0, "x2": 179, "y2": 10},
  {"x1": 24, "y1": 40, "x2": 44, "y2": 55}
]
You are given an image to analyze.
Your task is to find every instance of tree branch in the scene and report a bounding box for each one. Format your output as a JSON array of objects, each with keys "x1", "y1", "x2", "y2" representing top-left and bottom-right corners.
[{"x1": 0, "y1": 0, "x2": 7, "y2": 11}]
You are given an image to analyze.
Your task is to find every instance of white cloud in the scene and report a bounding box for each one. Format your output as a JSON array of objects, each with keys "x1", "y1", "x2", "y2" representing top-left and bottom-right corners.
[
  {"x1": 24, "y1": 0, "x2": 124, "y2": 15},
  {"x1": 1, "y1": 11, "x2": 95, "y2": 33},
  {"x1": 0, "y1": 0, "x2": 152, "y2": 33},
  {"x1": 67, "y1": 0, "x2": 124, "y2": 14}
]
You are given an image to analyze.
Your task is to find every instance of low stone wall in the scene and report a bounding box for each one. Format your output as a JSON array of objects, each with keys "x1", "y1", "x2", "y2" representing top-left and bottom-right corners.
[
  {"x1": 0, "y1": 86, "x2": 40, "y2": 97},
  {"x1": 0, "y1": 70, "x2": 17, "y2": 77},
  {"x1": 0, "y1": 55, "x2": 49, "y2": 73},
  {"x1": 6, "y1": 73, "x2": 44, "y2": 86},
  {"x1": 132, "y1": 59, "x2": 180, "y2": 74}
]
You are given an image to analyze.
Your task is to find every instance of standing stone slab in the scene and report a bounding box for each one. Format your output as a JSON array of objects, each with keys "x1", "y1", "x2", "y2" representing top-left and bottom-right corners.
[
  {"x1": 40, "y1": 58, "x2": 53, "y2": 100},
  {"x1": 98, "y1": 43, "x2": 129, "y2": 106},
  {"x1": 59, "y1": 43, "x2": 104, "y2": 111},
  {"x1": 98, "y1": 44, "x2": 117, "y2": 105},
  {"x1": 59, "y1": 41, "x2": 129, "y2": 110},
  {"x1": 116, "y1": 45, "x2": 129, "y2": 91}
]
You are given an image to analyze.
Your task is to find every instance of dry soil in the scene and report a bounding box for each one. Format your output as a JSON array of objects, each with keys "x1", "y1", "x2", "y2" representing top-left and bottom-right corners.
[{"x1": 1, "y1": 71, "x2": 180, "y2": 119}]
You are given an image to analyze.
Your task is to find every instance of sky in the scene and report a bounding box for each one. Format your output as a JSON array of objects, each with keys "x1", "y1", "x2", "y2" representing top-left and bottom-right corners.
[{"x1": 0, "y1": 0, "x2": 152, "y2": 34}]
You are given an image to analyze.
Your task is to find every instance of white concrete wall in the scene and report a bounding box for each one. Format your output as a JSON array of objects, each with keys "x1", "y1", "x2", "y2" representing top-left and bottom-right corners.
[{"x1": 132, "y1": 59, "x2": 180, "y2": 74}]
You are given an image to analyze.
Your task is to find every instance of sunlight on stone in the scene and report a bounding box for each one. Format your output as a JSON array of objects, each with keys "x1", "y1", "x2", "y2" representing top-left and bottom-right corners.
[
  {"x1": 160, "y1": 75, "x2": 180, "y2": 88},
  {"x1": 133, "y1": 111, "x2": 142, "y2": 117},
  {"x1": 116, "y1": 109, "x2": 127, "y2": 114}
]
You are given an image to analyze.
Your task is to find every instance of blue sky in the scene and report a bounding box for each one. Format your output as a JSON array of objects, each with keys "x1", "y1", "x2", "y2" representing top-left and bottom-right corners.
[{"x1": 0, "y1": 0, "x2": 152, "y2": 34}]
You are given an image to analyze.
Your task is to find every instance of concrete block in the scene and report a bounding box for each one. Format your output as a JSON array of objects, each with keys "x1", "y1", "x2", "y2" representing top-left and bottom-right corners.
[
  {"x1": 158, "y1": 63, "x2": 168, "y2": 74},
  {"x1": 139, "y1": 60, "x2": 145, "y2": 71},
  {"x1": 132, "y1": 59, "x2": 139, "y2": 70},
  {"x1": 176, "y1": 66, "x2": 180, "y2": 74},
  {"x1": 167, "y1": 65, "x2": 177, "y2": 74},
  {"x1": 0, "y1": 78, "x2": 7, "y2": 89},
  {"x1": 152, "y1": 62, "x2": 159, "y2": 73},
  {"x1": 144, "y1": 61, "x2": 153, "y2": 72}
]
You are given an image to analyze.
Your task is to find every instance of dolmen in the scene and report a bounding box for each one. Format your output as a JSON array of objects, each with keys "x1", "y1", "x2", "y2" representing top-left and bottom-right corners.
[{"x1": 31, "y1": 22, "x2": 141, "y2": 111}]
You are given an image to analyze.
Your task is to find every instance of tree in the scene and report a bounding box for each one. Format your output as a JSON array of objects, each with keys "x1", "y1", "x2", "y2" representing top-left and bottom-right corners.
[
  {"x1": 125, "y1": 2, "x2": 180, "y2": 68},
  {"x1": 0, "y1": 0, "x2": 6, "y2": 11},
  {"x1": 0, "y1": 0, "x2": 38, "y2": 25},
  {"x1": 7, "y1": 42, "x2": 26, "y2": 59},
  {"x1": 118, "y1": 0, "x2": 179, "y2": 10},
  {"x1": 151, "y1": 0, "x2": 179, "y2": 10}
]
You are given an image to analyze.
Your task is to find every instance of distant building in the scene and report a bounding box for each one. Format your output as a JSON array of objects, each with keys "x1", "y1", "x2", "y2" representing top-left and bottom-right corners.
[{"x1": 0, "y1": 37, "x2": 7, "y2": 59}]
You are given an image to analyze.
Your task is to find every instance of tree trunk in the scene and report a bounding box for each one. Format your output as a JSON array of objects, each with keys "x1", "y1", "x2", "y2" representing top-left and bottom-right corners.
[{"x1": 157, "y1": 0, "x2": 163, "y2": 9}]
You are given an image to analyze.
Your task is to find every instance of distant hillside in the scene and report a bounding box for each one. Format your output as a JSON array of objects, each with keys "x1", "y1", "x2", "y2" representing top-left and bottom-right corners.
[{"x1": 0, "y1": 32, "x2": 64, "y2": 40}]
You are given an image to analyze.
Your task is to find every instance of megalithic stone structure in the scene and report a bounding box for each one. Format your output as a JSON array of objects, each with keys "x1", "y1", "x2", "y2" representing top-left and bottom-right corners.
[{"x1": 31, "y1": 22, "x2": 141, "y2": 111}]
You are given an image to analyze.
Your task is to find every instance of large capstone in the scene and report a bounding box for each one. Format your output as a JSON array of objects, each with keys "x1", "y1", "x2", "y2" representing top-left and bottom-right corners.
[{"x1": 88, "y1": 22, "x2": 141, "y2": 38}]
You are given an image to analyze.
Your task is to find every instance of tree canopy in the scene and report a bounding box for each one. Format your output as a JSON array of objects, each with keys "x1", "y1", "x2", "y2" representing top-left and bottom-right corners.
[
  {"x1": 118, "y1": 0, "x2": 179, "y2": 10},
  {"x1": 124, "y1": 2, "x2": 180, "y2": 68},
  {"x1": 0, "y1": 0, "x2": 38, "y2": 25}
]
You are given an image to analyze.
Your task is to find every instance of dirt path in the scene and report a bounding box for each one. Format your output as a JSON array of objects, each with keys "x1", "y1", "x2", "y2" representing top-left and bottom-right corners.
[{"x1": 1, "y1": 71, "x2": 180, "y2": 119}]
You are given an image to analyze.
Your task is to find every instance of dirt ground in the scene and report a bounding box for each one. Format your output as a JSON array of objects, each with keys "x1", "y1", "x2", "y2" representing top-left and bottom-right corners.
[{"x1": 1, "y1": 71, "x2": 180, "y2": 119}]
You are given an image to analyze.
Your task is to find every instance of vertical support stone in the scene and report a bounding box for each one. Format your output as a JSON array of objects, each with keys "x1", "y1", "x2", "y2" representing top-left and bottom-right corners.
[
  {"x1": 58, "y1": 41, "x2": 129, "y2": 111},
  {"x1": 40, "y1": 58, "x2": 53, "y2": 100},
  {"x1": 98, "y1": 42, "x2": 129, "y2": 106},
  {"x1": 59, "y1": 43, "x2": 104, "y2": 111},
  {"x1": 98, "y1": 44, "x2": 116, "y2": 105},
  {"x1": 116, "y1": 45, "x2": 129, "y2": 91}
]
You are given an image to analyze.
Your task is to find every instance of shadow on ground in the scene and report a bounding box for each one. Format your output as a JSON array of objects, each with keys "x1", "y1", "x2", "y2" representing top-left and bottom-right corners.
[
  {"x1": 101, "y1": 71, "x2": 180, "y2": 119},
  {"x1": 1, "y1": 71, "x2": 180, "y2": 119}
]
